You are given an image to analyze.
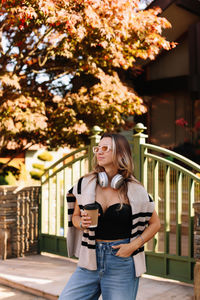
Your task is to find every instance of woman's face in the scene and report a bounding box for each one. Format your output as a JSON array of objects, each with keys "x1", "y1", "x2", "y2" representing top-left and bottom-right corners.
[{"x1": 96, "y1": 137, "x2": 114, "y2": 169}]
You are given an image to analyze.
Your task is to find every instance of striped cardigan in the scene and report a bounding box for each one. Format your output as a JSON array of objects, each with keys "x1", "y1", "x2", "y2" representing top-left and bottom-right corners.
[{"x1": 66, "y1": 175, "x2": 154, "y2": 277}]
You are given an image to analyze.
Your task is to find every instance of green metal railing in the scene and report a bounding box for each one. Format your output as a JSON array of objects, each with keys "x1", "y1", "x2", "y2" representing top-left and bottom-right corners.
[
  {"x1": 40, "y1": 123, "x2": 200, "y2": 282},
  {"x1": 138, "y1": 139, "x2": 200, "y2": 283}
]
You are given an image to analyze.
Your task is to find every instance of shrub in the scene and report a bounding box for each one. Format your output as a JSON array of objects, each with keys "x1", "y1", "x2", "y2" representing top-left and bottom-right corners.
[
  {"x1": 38, "y1": 151, "x2": 53, "y2": 162},
  {"x1": 30, "y1": 170, "x2": 44, "y2": 180},
  {"x1": 0, "y1": 175, "x2": 7, "y2": 185},
  {"x1": 0, "y1": 172, "x2": 17, "y2": 185},
  {"x1": 32, "y1": 163, "x2": 45, "y2": 171}
]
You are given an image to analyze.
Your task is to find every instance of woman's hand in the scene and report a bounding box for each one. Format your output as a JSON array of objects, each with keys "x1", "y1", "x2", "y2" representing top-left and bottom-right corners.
[
  {"x1": 72, "y1": 199, "x2": 92, "y2": 230},
  {"x1": 112, "y1": 237, "x2": 143, "y2": 257},
  {"x1": 112, "y1": 243, "x2": 134, "y2": 257},
  {"x1": 80, "y1": 211, "x2": 91, "y2": 229}
]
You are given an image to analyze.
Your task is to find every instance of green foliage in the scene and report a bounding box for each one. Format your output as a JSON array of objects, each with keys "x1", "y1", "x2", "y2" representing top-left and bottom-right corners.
[
  {"x1": 30, "y1": 151, "x2": 52, "y2": 180},
  {"x1": 38, "y1": 152, "x2": 53, "y2": 162},
  {"x1": 0, "y1": 163, "x2": 20, "y2": 178},
  {"x1": 0, "y1": 175, "x2": 7, "y2": 185},
  {"x1": 0, "y1": 161, "x2": 29, "y2": 184},
  {"x1": 0, "y1": 162, "x2": 20, "y2": 185},
  {"x1": 6, "y1": 172, "x2": 17, "y2": 185},
  {"x1": 166, "y1": 156, "x2": 174, "y2": 162},
  {"x1": 30, "y1": 170, "x2": 44, "y2": 180},
  {"x1": 32, "y1": 163, "x2": 45, "y2": 170},
  {"x1": 0, "y1": 172, "x2": 17, "y2": 185}
]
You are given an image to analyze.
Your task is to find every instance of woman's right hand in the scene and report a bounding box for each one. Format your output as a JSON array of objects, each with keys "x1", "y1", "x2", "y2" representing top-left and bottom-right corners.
[{"x1": 80, "y1": 211, "x2": 91, "y2": 229}]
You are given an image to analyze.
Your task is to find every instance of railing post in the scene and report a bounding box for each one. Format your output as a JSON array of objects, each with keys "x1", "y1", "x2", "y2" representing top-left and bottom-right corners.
[
  {"x1": 193, "y1": 202, "x2": 200, "y2": 299},
  {"x1": 89, "y1": 126, "x2": 102, "y2": 171},
  {"x1": 133, "y1": 123, "x2": 148, "y2": 181}
]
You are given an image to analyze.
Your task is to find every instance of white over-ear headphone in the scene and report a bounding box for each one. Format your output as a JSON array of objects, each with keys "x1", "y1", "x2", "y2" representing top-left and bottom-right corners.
[{"x1": 98, "y1": 172, "x2": 124, "y2": 189}]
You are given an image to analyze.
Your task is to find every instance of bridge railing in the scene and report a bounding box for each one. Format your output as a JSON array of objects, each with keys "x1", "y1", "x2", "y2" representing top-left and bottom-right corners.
[{"x1": 133, "y1": 124, "x2": 200, "y2": 283}]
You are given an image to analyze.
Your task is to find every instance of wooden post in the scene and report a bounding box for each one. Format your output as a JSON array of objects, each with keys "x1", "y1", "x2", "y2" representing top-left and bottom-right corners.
[{"x1": 133, "y1": 123, "x2": 148, "y2": 181}]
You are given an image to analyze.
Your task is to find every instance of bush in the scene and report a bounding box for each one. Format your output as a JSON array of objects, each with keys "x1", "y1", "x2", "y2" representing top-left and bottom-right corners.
[
  {"x1": 38, "y1": 151, "x2": 53, "y2": 162},
  {"x1": 30, "y1": 170, "x2": 44, "y2": 180},
  {"x1": 32, "y1": 163, "x2": 45, "y2": 171},
  {"x1": 0, "y1": 175, "x2": 7, "y2": 185},
  {"x1": 0, "y1": 163, "x2": 20, "y2": 177},
  {"x1": 0, "y1": 172, "x2": 17, "y2": 185}
]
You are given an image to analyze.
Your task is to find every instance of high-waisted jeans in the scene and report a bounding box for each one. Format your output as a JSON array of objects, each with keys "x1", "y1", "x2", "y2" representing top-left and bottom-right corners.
[{"x1": 59, "y1": 238, "x2": 139, "y2": 300}]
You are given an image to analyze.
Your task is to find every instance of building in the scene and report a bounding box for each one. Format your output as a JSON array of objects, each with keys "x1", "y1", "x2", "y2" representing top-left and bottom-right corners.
[{"x1": 134, "y1": 0, "x2": 200, "y2": 162}]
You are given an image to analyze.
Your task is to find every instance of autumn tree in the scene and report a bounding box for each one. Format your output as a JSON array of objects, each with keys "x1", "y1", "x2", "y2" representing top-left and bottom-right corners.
[{"x1": 0, "y1": 0, "x2": 174, "y2": 154}]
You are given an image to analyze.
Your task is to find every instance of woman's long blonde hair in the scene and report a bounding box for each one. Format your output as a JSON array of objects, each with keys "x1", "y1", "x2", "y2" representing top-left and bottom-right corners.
[{"x1": 91, "y1": 132, "x2": 138, "y2": 203}]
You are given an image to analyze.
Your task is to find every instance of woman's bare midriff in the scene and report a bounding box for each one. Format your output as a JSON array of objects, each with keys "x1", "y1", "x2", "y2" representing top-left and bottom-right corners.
[{"x1": 96, "y1": 239, "x2": 125, "y2": 242}]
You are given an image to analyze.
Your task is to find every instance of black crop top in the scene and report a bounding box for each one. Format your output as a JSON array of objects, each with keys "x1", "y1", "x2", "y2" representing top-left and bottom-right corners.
[{"x1": 95, "y1": 202, "x2": 132, "y2": 240}]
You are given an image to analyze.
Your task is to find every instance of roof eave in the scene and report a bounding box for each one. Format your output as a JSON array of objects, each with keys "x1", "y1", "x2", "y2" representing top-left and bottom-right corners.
[{"x1": 147, "y1": 0, "x2": 200, "y2": 16}]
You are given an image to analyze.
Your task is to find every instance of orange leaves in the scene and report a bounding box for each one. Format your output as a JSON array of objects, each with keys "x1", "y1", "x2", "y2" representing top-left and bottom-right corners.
[
  {"x1": 60, "y1": 69, "x2": 146, "y2": 133},
  {"x1": 2, "y1": 0, "x2": 174, "y2": 69},
  {"x1": 25, "y1": 58, "x2": 38, "y2": 66},
  {"x1": 0, "y1": 74, "x2": 21, "y2": 90},
  {"x1": 0, "y1": 95, "x2": 47, "y2": 138},
  {"x1": 0, "y1": 0, "x2": 176, "y2": 149}
]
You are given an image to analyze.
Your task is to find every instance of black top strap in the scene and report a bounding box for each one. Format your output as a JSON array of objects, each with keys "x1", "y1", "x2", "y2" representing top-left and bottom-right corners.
[
  {"x1": 148, "y1": 194, "x2": 153, "y2": 202},
  {"x1": 77, "y1": 177, "x2": 83, "y2": 194}
]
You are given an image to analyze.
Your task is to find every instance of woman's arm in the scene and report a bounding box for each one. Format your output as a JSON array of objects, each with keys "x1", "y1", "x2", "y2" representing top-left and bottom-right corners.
[
  {"x1": 72, "y1": 199, "x2": 91, "y2": 230},
  {"x1": 112, "y1": 210, "x2": 161, "y2": 257},
  {"x1": 138, "y1": 209, "x2": 161, "y2": 245}
]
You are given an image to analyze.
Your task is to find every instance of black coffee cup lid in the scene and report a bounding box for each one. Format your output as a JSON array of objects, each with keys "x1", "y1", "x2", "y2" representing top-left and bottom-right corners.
[{"x1": 84, "y1": 203, "x2": 99, "y2": 210}]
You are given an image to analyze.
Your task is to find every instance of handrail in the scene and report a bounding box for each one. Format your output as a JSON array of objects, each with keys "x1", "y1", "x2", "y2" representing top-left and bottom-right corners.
[
  {"x1": 144, "y1": 153, "x2": 200, "y2": 181},
  {"x1": 142, "y1": 143, "x2": 200, "y2": 173},
  {"x1": 41, "y1": 154, "x2": 89, "y2": 185},
  {"x1": 42, "y1": 146, "x2": 89, "y2": 177}
]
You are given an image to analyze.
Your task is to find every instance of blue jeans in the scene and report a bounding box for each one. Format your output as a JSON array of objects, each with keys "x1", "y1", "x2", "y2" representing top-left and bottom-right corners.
[{"x1": 59, "y1": 239, "x2": 139, "y2": 300}]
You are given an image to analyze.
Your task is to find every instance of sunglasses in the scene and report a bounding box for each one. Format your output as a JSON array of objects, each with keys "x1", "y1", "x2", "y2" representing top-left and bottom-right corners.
[{"x1": 93, "y1": 145, "x2": 112, "y2": 154}]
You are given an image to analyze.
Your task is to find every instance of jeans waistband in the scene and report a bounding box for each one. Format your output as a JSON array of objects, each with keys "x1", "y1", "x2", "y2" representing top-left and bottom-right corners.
[{"x1": 96, "y1": 238, "x2": 130, "y2": 250}]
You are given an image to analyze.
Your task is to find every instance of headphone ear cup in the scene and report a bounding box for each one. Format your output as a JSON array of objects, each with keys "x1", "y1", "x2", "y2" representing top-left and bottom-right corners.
[
  {"x1": 98, "y1": 172, "x2": 108, "y2": 188},
  {"x1": 111, "y1": 174, "x2": 124, "y2": 189}
]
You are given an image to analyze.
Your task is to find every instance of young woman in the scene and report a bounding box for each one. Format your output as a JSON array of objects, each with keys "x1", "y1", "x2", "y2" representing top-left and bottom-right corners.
[{"x1": 59, "y1": 133, "x2": 160, "y2": 300}]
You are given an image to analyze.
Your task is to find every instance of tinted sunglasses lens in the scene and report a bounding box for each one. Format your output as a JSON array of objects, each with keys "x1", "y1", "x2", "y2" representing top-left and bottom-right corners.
[
  {"x1": 93, "y1": 146, "x2": 99, "y2": 153},
  {"x1": 101, "y1": 146, "x2": 109, "y2": 152}
]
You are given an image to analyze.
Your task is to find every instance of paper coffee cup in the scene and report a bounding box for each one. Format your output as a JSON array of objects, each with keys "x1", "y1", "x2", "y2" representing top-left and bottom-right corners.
[{"x1": 84, "y1": 203, "x2": 99, "y2": 228}]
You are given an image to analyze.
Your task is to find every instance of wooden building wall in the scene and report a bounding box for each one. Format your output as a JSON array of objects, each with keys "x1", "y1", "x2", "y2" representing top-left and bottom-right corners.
[{"x1": 135, "y1": 0, "x2": 200, "y2": 154}]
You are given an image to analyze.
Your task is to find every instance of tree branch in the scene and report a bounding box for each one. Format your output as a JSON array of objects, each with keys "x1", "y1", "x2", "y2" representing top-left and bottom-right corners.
[{"x1": 0, "y1": 143, "x2": 33, "y2": 174}]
